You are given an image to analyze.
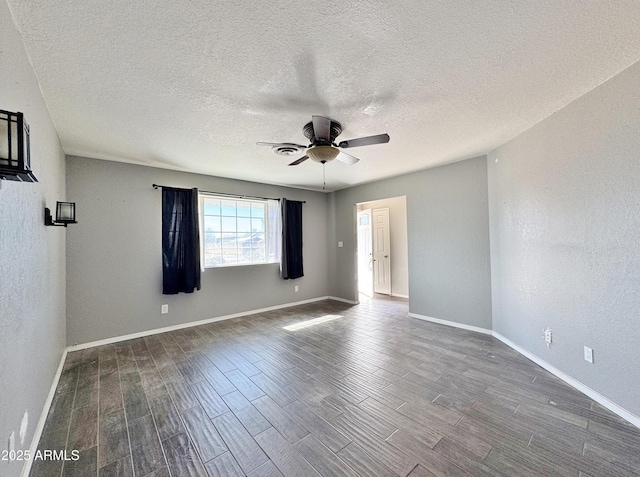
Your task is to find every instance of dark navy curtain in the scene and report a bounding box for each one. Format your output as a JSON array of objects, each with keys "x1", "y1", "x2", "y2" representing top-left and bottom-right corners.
[
  {"x1": 281, "y1": 198, "x2": 304, "y2": 280},
  {"x1": 162, "y1": 187, "x2": 201, "y2": 294}
]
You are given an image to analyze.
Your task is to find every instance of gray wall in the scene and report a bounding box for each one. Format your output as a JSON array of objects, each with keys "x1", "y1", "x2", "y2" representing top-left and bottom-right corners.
[
  {"x1": 0, "y1": 2, "x2": 67, "y2": 476},
  {"x1": 488, "y1": 60, "x2": 640, "y2": 416},
  {"x1": 66, "y1": 156, "x2": 330, "y2": 345},
  {"x1": 330, "y1": 156, "x2": 493, "y2": 330},
  {"x1": 358, "y1": 196, "x2": 409, "y2": 297}
]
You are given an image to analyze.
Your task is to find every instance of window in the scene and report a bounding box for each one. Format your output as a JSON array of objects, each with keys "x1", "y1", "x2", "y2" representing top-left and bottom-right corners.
[{"x1": 199, "y1": 194, "x2": 280, "y2": 268}]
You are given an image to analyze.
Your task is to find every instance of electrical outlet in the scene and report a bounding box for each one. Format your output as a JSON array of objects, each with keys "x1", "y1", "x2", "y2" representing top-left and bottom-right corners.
[
  {"x1": 543, "y1": 328, "x2": 552, "y2": 347},
  {"x1": 161, "y1": 304, "x2": 168, "y2": 314},
  {"x1": 294, "y1": 286, "x2": 299, "y2": 292},
  {"x1": 338, "y1": 241, "x2": 343, "y2": 248},
  {"x1": 584, "y1": 346, "x2": 594, "y2": 363}
]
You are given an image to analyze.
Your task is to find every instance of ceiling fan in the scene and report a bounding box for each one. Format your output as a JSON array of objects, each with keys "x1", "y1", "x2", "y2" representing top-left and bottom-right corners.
[{"x1": 257, "y1": 115, "x2": 390, "y2": 166}]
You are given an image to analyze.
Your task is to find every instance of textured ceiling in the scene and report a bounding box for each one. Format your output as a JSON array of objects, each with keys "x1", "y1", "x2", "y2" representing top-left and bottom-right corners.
[{"x1": 7, "y1": 0, "x2": 640, "y2": 191}]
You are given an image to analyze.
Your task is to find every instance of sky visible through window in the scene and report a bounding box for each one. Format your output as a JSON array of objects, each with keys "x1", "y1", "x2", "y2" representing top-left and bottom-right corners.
[{"x1": 202, "y1": 197, "x2": 266, "y2": 267}]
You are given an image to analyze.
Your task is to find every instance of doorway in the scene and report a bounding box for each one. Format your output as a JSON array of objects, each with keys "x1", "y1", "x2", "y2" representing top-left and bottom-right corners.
[
  {"x1": 356, "y1": 196, "x2": 408, "y2": 299},
  {"x1": 357, "y1": 208, "x2": 373, "y2": 297}
]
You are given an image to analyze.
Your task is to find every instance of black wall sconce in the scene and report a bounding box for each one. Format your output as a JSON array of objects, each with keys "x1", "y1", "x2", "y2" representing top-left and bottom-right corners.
[
  {"x1": 0, "y1": 109, "x2": 37, "y2": 182},
  {"x1": 45, "y1": 202, "x2": 77, "y2": 227}
]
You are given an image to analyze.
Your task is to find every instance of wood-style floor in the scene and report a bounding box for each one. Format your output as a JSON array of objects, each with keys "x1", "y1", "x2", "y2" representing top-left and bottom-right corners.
[{"x1": 30, "y1": 296, "x2": 640, "y2": 476}]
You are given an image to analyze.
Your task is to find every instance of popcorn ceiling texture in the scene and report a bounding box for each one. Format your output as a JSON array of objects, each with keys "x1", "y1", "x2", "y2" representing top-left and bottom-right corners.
[
  {"x1": 7, "y1": 0, "x2": 640, "y2": 190},
  {"x1": 3, "y1": 7, "x2": 640, "y2": 473}
]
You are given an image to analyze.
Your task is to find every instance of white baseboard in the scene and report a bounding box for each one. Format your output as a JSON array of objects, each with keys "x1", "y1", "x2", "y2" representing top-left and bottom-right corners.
[
  {"x1": 408, "y1": 312, "x2": 493, "y2": 335},
  {"x1": 68, "y1": 296, "x2": 337, "y2": 351},
  {"x1": 408, "y1": 313, "x2": 639, "y2": 428},
  {"x1": 31, "y1": 299, "x2": 639, "y2": 477},
  {"x1": 492, "y1": 332, "x2": 640, "y2": 429},
  {"x1": 391, "y1": 293, "x2": 409, "y2": 299},
  {"x1": 26, "y1": 296, "x2": 346, "y2": 475},
  {"x1": 328, "y1": 296, "x2": 360, "y2": 305},
  {"x1": 21, "y1": 349, "x2": 68, "y2": 477}
]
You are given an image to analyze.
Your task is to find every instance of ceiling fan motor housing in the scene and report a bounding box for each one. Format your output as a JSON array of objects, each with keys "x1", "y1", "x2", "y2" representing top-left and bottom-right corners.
[{"x1": 303, "y1": 119, "x2": 342, "y2": 144}]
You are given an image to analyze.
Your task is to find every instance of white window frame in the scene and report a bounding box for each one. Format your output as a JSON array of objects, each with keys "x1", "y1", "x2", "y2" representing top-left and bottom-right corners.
[{"x1": 199, "y1": 193, "x2": 280, "y2": 268}]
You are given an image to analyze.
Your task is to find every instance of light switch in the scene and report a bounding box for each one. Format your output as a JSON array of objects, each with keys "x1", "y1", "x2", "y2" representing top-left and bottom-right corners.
[{"x1": 584, "y1": 346, "x2": 593, "y2": 363}]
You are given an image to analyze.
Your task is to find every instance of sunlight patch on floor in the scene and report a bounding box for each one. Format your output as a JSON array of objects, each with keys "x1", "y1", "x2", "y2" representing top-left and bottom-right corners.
[{"x1": 283, "y1": 314, "x2": 343, "y2": 331}]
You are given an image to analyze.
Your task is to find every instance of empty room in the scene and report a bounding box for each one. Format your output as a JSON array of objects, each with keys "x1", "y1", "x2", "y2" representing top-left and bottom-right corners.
[{"x1": 2, "y1": 1, "x2": 639, "y2": 476}]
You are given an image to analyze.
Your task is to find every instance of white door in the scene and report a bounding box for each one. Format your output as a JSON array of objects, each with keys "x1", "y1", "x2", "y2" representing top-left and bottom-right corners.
[
  {"x1": 373, "y1": 208, "x2": 391, "y2": 295},
  {"x1": 357, "y1": 208, "x2": 373, "y2": 297}
]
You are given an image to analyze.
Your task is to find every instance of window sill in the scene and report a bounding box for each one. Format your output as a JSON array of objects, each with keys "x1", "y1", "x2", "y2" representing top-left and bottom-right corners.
[{"x1": 203, "y1": 261, "x2": 279, "y2": 270}]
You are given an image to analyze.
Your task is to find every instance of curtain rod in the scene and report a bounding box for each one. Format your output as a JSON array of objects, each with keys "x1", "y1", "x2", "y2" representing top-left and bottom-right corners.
[{"x1": 152, "y1": 184, "x2": 305, "y2": 203}]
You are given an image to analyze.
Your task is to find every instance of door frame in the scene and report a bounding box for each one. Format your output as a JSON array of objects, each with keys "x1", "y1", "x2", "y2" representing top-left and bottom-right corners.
[{"x1": 354, "y1": 196, "x2": 409, "y2": 302}]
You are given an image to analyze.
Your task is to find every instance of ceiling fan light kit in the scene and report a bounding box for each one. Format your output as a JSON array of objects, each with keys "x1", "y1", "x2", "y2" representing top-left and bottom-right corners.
[
  {"x1": 258, "y1": 115, "x2": 389, "y2": 168},
  {"x1": 307, "y1": 145, "x2": 339, "y2": 163}
]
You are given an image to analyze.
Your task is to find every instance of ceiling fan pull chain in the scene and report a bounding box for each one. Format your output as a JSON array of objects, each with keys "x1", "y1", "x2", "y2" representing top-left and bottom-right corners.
[{"x1": 323, "y1": 163, "x2": 326, "y2": 191}]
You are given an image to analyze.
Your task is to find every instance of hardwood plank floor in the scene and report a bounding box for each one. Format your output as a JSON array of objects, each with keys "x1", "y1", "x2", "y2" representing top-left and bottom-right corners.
[{"x1": 30, "y1": 296, "x2": 640, "y2": 476}]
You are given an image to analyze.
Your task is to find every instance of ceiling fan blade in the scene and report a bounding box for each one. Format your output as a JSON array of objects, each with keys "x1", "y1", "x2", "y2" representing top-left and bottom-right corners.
[
  {"x1": 288, "y1": 155, "x2": 309, "y2": 166},
  {"x1": 256, "y1": 141, "x2": 307, "y2": 148},
  {"x1": 338, "y1": 133, "x2": 390, "y2": 149},
  {"x1": 335, "y1": 151, "x2": 360, "y2": 165},
  {"x1": 312, "y1": 115, "x2": 332, "y2": 143}
]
